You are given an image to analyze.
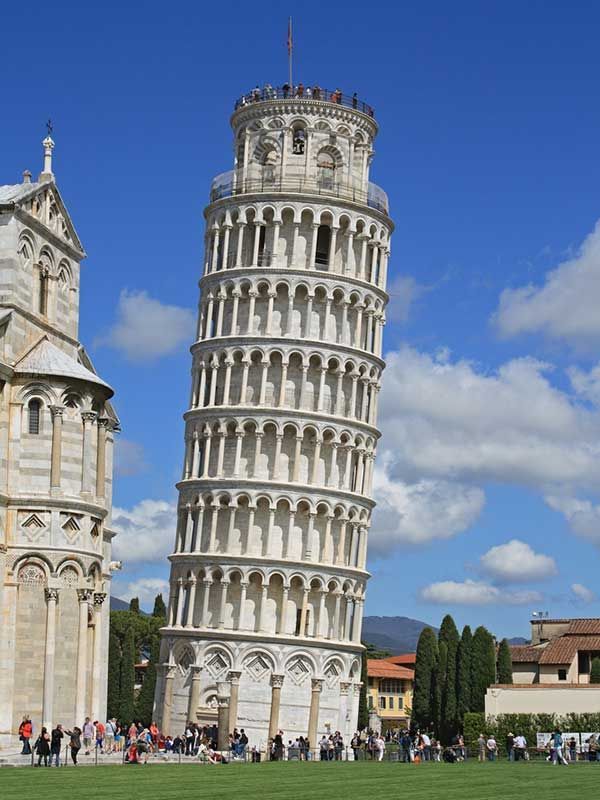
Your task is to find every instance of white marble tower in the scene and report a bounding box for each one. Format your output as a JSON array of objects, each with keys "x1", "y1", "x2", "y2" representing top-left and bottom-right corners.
[
  {"x1": 155, "y1": 85, "x2": 392, "y2": 750},
  {"x1": 0, "y1": 139, "x2": 119, "y2": 748}
]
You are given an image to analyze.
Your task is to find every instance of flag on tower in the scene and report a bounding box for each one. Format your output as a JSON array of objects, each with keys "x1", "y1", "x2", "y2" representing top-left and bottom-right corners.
[{"x1": 287, "y1": 17, "x2": 293, "y2": 55}]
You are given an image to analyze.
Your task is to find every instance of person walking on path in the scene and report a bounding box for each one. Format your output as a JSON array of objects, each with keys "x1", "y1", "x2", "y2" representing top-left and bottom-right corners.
[
  {"x1": 19, "y1": 716, "x2": 33, "y2": 755},
  {"x1": 551, "y1": 730, "x2": 568, "y2": 766},
  {"x1": 65, "y1": 727, "x2": 82, "y2": 765},
  {"x1": 34, "y1": 727, "x2": 51, "y2": 767},
  {"x1": 105, "y1": 718, "x2": 117, "y2": 753},
  {"x1": 50, "y1": 724, "x2": 64, "y2": 767}
]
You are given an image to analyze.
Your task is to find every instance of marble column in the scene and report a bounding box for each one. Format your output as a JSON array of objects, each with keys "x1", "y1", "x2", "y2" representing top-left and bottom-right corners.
[
  {"x1": 96, "y1": 418, "x2": 109, "y2": 499},
  {"x1": 161, "y1": 665, "x2": 176, "y2": 734},
  {"x1": 42, "y1": 587, "x2": 59, "y2": 729},
  {"x1": 75, "y1": 588, "x2": 92, "y2": 724},
  {"x1": 307, "y1": 678, "x2": 323, "y2": 749},
  {"x1": 227, "y1": 670, "x2": 242, "y2": 731},
  {"x1": 80, "y1": 412, "x2": 96, "y2": 495},
  {"x1": 268, "y1": 673, "x2": 285, "y2": 740},
  {"x1": 187, "y1": 665, "x2": 202, "y2": 722},
  {"x1": 217, "y1": 691, "x2": 230, "y2": 750},
  {"x1": 91, "y1": 592, "x2": 107, "y2": 721},
  {"x1": 49, "y1": 405, "x2": 64, "y2": 489}
]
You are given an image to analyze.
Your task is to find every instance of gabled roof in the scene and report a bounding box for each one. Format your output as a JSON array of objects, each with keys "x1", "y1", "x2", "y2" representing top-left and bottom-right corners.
[
  {"x1": 384, "y1": 653, "x2": 416, "y2": 666},
  {"x1": 0, "y1": 179, "x2": 84, "y2": 255},
  {"x1": 538, "y1": 636, "x2": 600, "y2": 665},
  {"x1": 567, "y1": 619, "x2": 600, "y2": 635},
  {"x1": 14, "y1": 336, "x2": 113, "y2": 395},
  {"x1": 367, "y1": 659, "x2": 414, "y2": 680},
  {"x1": 510, "y1": 645, "x2": 545, "y2": 664}
]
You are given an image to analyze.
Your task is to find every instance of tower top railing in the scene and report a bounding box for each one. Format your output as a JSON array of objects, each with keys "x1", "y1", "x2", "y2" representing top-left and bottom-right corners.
[
  {"x1": 209, "y1": 170, "x2": 389, "y2": 215},
  {"x1": 234, "y1": 85, "x2": 375, "y2": 119}
]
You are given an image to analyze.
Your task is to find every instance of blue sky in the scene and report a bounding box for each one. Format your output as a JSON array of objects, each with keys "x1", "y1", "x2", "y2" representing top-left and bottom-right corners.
[{"x1": 3, "y1": 1, "x2": 600, "y2": 638}]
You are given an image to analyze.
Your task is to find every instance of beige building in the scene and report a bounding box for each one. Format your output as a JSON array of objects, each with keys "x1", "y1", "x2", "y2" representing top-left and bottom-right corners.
[
  {"x1": 485, "y1": 617, "x2": 600, "y2": 717},
  {"x1": 154, "y1": 84, "x2": 392, "y2": 748},
  {"x1": 0, "y1": 138, "x2": 118, "y2": 748},
  {"x1": 367, "y1": 659, "x2": 413, "y2": 731}
]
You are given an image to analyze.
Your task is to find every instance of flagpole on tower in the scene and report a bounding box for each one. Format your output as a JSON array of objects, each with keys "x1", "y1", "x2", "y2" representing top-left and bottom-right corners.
[{"x1": 287, "y1": 16, "x2": 293, "y2": 89}]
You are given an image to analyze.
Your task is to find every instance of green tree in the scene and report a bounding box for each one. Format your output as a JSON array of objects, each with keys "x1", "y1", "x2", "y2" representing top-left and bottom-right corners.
[
  {"x1": 471, "y1": 626, "x2": 496, "y2": 711},
  {"x1": 119, "y1": 623, "x2": 136, "y2": 723},
  {"x1": 412, "y1": 627, "x2": 439, "y2": 731},
  {"x1": 438, "y1": 614, "x2": 459, "y2": 740},
  {"x1": 591, "y1": 657, "x2": 600, "y2": 683},
  {"x1": 129, "y1": 597, "x2": 140, "y2": 614},
  {"x1": 358, "y1": 647, "x2": 369, "y2": 730},
  {"x1": 457, "y1": 625, "x2": 473, "y2": 724},
  {"x1": 497, "y1": 638, "x2": 513, "y2": 684},
  {"x1": 434, "y1": 641, "x2": 447, "y2": 736},
  {"x1": 152, "y1": 593, "x2": 167, "y2": 620},
  {"x1": 135, "y1": 633, "x2": 160, "y2": 723},
  {"x1": 107, "y1": 629, "x2": 121, "y2": 719}
]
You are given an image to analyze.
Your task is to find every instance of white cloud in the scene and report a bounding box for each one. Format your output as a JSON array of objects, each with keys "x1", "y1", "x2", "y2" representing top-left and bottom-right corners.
[
  {"x1": 568, "y1": 362, "x2": 600, "y2": 406},
  {"x1": 370, "y1": 457, "x2": 484, "y2": 551},
  {"x1": 96, "y1": 290, "x2": 195, "y2": 362},
  {"x1": 386, "y1": 276, "x2": 426, "y2": 323},
  {"x1": 479, "y1": 539, "x2": 557, "y2": 583},
  {"x1": 571, "y1": 583, "x2": 596, "y2": 604},
  {"x1": 378, "y1": 346, "x2": 600, "y2": 492},
  {"x1": 493, "y1": 220, "x2": 600, "y2": 345},
  {"x1": 114, "y1": 438, "x2": 147, "y2": 477},
  {"x1": 112, "y1": 499, "x2": 176, "y2": 565},
  {"x1": 419, "y1": 579, "x2": 542, "y2": 606},
  {"x1": 545, "y1": 495, "x2": 600, "y2": 546},
  {"x1": 368, "y1": 344, "x2": 600, "y2": 554},
  {"x1": 112, "y1": 577, "x2": 170, "y2": 610}
]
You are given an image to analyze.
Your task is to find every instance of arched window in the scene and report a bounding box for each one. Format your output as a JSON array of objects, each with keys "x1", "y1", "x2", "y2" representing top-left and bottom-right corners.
[
  {"x1": 317, "y1": 152, "x2": 336, "y2": 190},
  {"x1": 292, "y1": 124, "x2": 306, "y2": 156},
  {"x1": 315, "y1": 225, "x2": 331, "y2": 267},
  {"x1": 28, "y1": 399, "x2": 41, "y2": 434},
  {"x1": 18, "y1": 237, "x2": 33, "y2": 269}
]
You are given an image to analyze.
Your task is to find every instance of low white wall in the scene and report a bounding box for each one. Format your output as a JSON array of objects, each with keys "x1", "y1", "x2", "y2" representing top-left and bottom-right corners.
[{"x1": 486, "y1": 684, "x2": 600, "y2": 716}]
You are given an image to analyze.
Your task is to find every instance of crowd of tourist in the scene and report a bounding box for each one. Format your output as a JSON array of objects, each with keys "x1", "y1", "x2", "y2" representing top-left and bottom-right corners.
[
  {"x1": 236, "y1": 83, "x2": 375, "y2": 117},
  {"x1": 16, "y1": 713, "x2": 600, "y2": 768}
]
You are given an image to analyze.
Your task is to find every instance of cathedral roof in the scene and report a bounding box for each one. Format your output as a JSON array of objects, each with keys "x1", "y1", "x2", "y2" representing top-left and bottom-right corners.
[
  {"x1": 0, "y1": 182, "x2": 44, "y2": 203},
  {"x1": 14, "y1": 336, "x2": 113, "y2": 395}
]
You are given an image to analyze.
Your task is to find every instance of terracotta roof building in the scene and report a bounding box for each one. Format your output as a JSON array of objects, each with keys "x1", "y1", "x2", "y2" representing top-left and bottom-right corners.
[{"x1": 367, "y1": 659, "x2": 414, "y2": 731}]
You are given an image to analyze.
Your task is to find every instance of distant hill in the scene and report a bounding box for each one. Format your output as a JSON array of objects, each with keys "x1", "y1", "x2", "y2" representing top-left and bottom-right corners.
[
  {"x1": 508, "y1": 637, "x2": 529, "y2": 645},
  {"x1": 110, "y1": 596, "x2": 131, "y2": 611},
  {"x1": 362, "y1": 616, "x2": 437, "y2": 654}
]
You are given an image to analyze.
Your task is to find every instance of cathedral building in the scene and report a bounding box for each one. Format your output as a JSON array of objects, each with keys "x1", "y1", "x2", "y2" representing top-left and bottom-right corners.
[
  {"x1": 155, "y1": 85, "x2": 392, "y2": 748},
  {"x1": 0, "y1": 138, "x2": 118, "y2": 748}
]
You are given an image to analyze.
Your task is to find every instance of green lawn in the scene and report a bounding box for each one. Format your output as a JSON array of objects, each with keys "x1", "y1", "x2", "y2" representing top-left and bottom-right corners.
[{"x1": 0, "y1": 760, "x2": 596, "y2": 800}]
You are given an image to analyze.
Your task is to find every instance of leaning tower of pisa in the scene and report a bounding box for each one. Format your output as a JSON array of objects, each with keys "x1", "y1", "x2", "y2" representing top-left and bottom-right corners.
[{"x1": 155, "y1": 85, "x2": 392, "y2": 750}]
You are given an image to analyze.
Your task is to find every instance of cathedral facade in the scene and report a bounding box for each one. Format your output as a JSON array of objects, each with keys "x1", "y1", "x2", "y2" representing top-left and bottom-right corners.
[
  {"x1": 155, "y1": 86, "x2": 392, "y2": 749},
  {"x1": 0, "y1": 139, "x2": 118, "y2": 748}
]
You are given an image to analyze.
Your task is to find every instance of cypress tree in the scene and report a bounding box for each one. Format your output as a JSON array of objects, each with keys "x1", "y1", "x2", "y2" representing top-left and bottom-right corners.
[
  {"x1": 152, "y1": 593, "x2": 167, "y2": 620},
  {"x1": 107, "y1": 627, "x2": 122, "y2": 719},
  {"x1": 434, "y1": 641, "x2": 447, "y2": 737},
  {"x1": 591, "y1": 657, "x2": 600, "y2": 683},
  {"x1": 358, "y1": 647, "x2": 369, "y2": 730},
  {"x1": 471, "y1": 626, "x2": 496, "y2": 711},
  {"x1": 412, "y1": 627, "x2": 439, "y2": 731},
  {"x1": 496, "y1": 638, "x2": 513, "y2": 684},
  {"x1": 135, "y1": 633, "x2": 159, "y2": 724},
  {"x1": 438, "y1": 615, "x2": 459, "y2": 740},
  {"x1": 457, "y1": 625, "x2": 473, "y2": 723},
  {"x1": 119, "y1": 623, "x2": 136, "y2": 723},
  {"x1": 129, "y1": 597, "x2": 140, "y2": 614}
]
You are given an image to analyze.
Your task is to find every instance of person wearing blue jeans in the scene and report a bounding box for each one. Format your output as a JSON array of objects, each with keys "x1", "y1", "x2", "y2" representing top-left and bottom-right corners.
[{"x1": 487, "y1": 736, "x2": 497, "y2": 761}]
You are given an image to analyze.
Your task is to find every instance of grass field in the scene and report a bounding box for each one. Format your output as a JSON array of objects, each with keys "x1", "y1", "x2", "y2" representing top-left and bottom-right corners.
[{"x1": 0, "y1": 760, "x2": 597, "y2": 800}]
